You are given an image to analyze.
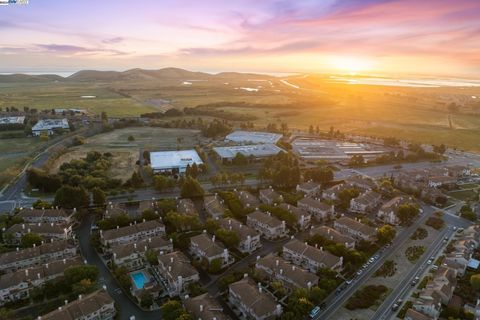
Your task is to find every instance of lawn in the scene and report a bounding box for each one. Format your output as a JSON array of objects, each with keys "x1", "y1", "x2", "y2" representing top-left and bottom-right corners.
[{"x1": 448, "y1": 189, "x2": 479, "y2": 202}]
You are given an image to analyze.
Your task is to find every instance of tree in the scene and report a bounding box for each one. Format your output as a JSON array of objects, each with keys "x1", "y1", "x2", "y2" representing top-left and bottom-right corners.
[
  {"x1": 145, "y1": 249, "x2": 159, "y2": 265},
  {"x1": 304, "y1": 167, "x2": 334, "y2": 184},
  {"x1": 377, "y1": 225, "x2": 396, "y2": 245},
  {"x1": 153, "y1": 175, "x2": 176, "y2": 192},
  {"x1": 64, "y1": 265, "x2": 98, "y2": 285},
  {"x1": 92, "y1": 187, "x2": 106, "y2": 206},
  {"x1": 127, "y1": 135, "x2": 135, "y2": 141},
  {"x1": 209, "y1": 258, "x2": 223, "y2": 274},
  {"x1": 349, "y1": 155, "x2": 365, "y2": 167},
  {"x1": 140, "y1": 291, "x2": 154, "y2": 308},
  {"x1": 20, "y1": 233, "x2": 42, "y2": 248},
  {"x1": 142, "y1": 209, "x2": 159, "y2": 221},
  {"x1": 160, "y1": 300, "x2": 189, "y2": 320},
  {"x1": 54, "y1": 185, "x2": 90, "y2": 209},
  {"x1": 397, "y1": 204, "x2": 419, "y2": 226},
  {"x1": 470, "y1": 274, "x2": 480, "y2": 291},
  {"x1": 338, "y1": 188, "x2": 360, "y2": 209},
  {"x1": 433, "y1": 144, "x2": 446, "y2": 154},
  {"x1": 32, "y1": 199, "x2": 52, "y2": 209},
  {"x1": 180, "y1": 177, "x2": 205, "y2": 198},
  {"x1": 215, "y1": 228, "x2": 240, "y2": 248},
  {"x1": 232, "y1": 152, "x2": 248, "y2": 165}
]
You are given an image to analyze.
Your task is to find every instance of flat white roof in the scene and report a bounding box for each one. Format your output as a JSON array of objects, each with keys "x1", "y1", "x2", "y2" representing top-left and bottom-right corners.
[
  {"x1": 225, "y1": 130, "x2": 282, "y2": 144},
  {"x1": 150, "y1": 150, "x2": 203, "y2": 171},
  {"x1": 32, "y1": 118, "x2": 69, "y2": 131},
  {"x1": 214, "y1": 144, "x2": 284, "y2": 159},
  {"x1": 0, "y1": 116, "x2": 25, "y2": 124}
]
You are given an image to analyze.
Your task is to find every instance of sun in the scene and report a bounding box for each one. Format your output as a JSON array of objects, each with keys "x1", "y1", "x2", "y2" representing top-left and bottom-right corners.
[{"x1": 330, "y1": 56, "x2": 374, "y2": 73}]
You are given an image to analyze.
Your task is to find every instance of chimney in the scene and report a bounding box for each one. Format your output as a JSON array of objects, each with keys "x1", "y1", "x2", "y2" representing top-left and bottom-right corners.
[
  {"x1": 170, "y1": 257, "x2": 174, "y2": 263},
  {"x1": 37, "y1": 273, "x2": 41, "y2": 279},
  {"x1": 134, "y1": 243, "x2": 137, "y2": 249},
  {"x1": 243, "y1": 273, "x2": 248, "y2": 279},
  {"x1": 25, "y1": 269, "x2": 29, "y2": 276},
  {"x1": 292, "y1": 266, "x2": 296, "y2": 271},
  {"x1": 199, "y1": 305, "x2": 204, "y2": 312},
  {"x1": 16, "y1": 247, "x2": 19, "y2": 251},
  {"x1": 148, "y1": 237, "x2": 152, "y2": 243},
  {"x1": 203, "y1": 229, "x2": 207, "y2": 233},
  {"x1": 168, "y1": 266, "x2": 172, "y2": 272},
  {"x1": 78, "y1": 294, "x2": 82, "y2": 300},
  {"x1": 212, "y1": 235, "x2": 215, "y2": 242},
  {"x1": 258, "y1": 283, "x2": 262, "y2": 293},
  {"x1": 46, "y1": 263, "x2": 49, "y2": 268},
  {"x1": 275, "y1": 259, "x2": 279, "y2": 266},
  {"x1": 22, "y1": 224, "x2": 25, "y2": 230},
  {"x1": 117, "y1": 225, "x2": 119, "y2": 229},
  {"x1": 280, "y1": 269, "x2": 283, "y2": 275},
  {"x1": 33, "y1": 243, "x2": 36, "y2": 248},
  {"x1": 64, "y1": 300, "x2": 68, "y2": 305},
  {"x1": 63, "y1": 259, "x2": 66, "y2": 264}
]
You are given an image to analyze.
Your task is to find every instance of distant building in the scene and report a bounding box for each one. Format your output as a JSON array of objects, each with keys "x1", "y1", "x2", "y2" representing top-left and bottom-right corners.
[
  {"x1": 178, "y1": 198, "x2": 198, "y2": 215},
  {"x1": 296, "y1": 181, "x2": 321, "y2": 197},
  {"x1": 236, "y1": 190, "x2": 260, "y2": 208},
  {"x1": 322, "y1": 183, "x2": 350, "y2": 201},
  {"x1": 0, "y1": 116, "x2": 25, "y2": 126},
  {"x1": 100, "y1": 220, "x2": 165, "y2": 247},
  {"x1": 259, "y1": 187, "x2": 283, "y2": 205},
  {"x1": 184, "y1": 293, "x2": 230, "y2": 320},
  {"x1": 377, "y1": 196, "x2": 414, "y2": 225},
  {"x1": 39, "y1": 289, "x2": 116, "y2": 320},
  {"x1": 189, "y1": 233, "x2": 234, "y2": 268},
  {"x1": 203, "y1": 195, "x2": 225, "y2": 218},
  {"x1": 278, "y1": 203, "x2": 311, "y2": 230},
  {"x1": 310, "y1": 226, "x2": 355, "y2": 249},
  {"x1": 225, "y1": 131, "x2": 282, "y2": 144},
  {"x1": 228, "y1": 277, "x2": 282, "y2": 320},
  {"x1": 32, "y1": 119, "x2": 69, "y2": 136},
  {"x1": 150, "y1": 150, "x2": 203, "y2": 174},
  {"x1": 218, "y1": 218, "x2": 261, "y2": 253},
  {"x1": 349, "y1": 191, "x2": 382, "y2": 213},
  {"x1": 16, "y1": 208, "x2": 72, "y2": 225},
  {"x1": 333, "y1": 217, "x2": 376, "y2": 242},
  {"x1": 5, "y1": 223, "x2": 72, "y2": 244},
  {"x1": 246, "y1": 211, "x2": 287, "y2": 240},
  {"x1": 214, "y1": 144, "x2": 284, "y2": 162}
]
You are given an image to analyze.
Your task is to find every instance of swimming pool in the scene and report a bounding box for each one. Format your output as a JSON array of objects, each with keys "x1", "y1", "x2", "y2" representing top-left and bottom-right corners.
[{"x1": 131, "y1": 271, "x2": 147, "y2": 290}]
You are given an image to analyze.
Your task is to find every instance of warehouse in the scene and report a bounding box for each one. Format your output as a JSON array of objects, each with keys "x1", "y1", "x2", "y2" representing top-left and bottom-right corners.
[
  {"x1": 150, "y1": 150, "x2": 203, "y2": 174},
  {"x1": 225, "y1": 130, "x2": 282, "y2": 144},
  {"x1": 214, "y1": 144, "x2": 284, "y2": 162},
  {"x1": 292, "y1": 138, "x2": 386, "y2": 160},
  {"x1": 32, "y1": 119, "x2": 69, "y2": 136}
]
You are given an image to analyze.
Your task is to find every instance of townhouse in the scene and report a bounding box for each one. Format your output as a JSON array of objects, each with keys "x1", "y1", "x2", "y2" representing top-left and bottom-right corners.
[
  {"x1": 39, "y1": 289, "x2": 116, "y2": 320},
  {"x1": 255, "y1": 254, "x2": 319, "y2": 289},
  {"x1": 218, "y1": 218, "x2": 261, "y2": 253},
  {"x1": 349, "y1": 190, "x2": 382, "y2": 213},
  {"x1": 184, "y1": 293, "x2": 230, "y2": 320},
  {"x1": 297, "y1": 197, "x2": 334, "y2": 221},
  {"x1": 278, "y1": 203, "x2": 312, "y2": 230},
  {"x1": 322, "y1": 183, "x2": 348, "y2": 201},
  {"x1": 155, "y1": 251, "x2": 200, "y2": 297},
  {"x1": 100, "y1": 220, "x2": 165, "y2": 247},
  {"x1": 16, "y1": 208, "x2": 72, "y2": 224},
  {"x1": 309, "y1": 226, "x2": 356, "y2": 249},
  {"x1": 111, "y1": 236, "x2": 173, "y2": 270},
  {"x1": 246, "y1": 211, "x2": 287, "y2": 240},
  {"x1": 333, "y1": 217, "x2": 377, "y2": 242},
  {"x1": 178, "y1": 198, "x2": 198, "y2": 215},
  {"x1": 228, "y1": 277, "x2": 282, "y2": 320},
  {"x1": 411, "y1": 290, "x2": 442, "y2": 319},
  {"x1": 203, "y1": 195, "x2": 225, "y2": 219},
  {"x1": 377, "y1": 196, "x2": 414, "y2": 225},
  {"x1": 5, "y1": 223, "x2": 72, "y2": 244},
  {"x1": 0, "y1": 256, "x2": 82, "y2": 305},
  {"x1": 0, "y1": 240, "x2": 77, "y2": 272},
  {"x1": 296, "y1": 181, "x2": 321, "y2": 197},
  {"x1": 190, "y1": 233, "x2": 234, "y2": 268},
  {"x1": 236, "y1": 190, "x2": 260, "y2": 209},
  {"x1": 282, "y1": 239, "x2": 343, "y2": 273},
  {"x1": 405, "y1": 308, "x2": 436, "y2": 320},
  {"x1": 345, "y1": 175, "x2": 377, "y2": 191},
  {"x1": 259, "y1": 188, "x2": 283, "y2": 205}
]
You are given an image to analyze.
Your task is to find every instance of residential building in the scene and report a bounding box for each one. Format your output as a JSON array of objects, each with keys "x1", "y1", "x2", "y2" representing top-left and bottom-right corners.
[
  {"x1": 297, "y1": 197, "x2": 334, "y2": 220},
  {"x1": 345, "y1": 175, "x2": 377, "y2": 191},
  {"x1": 334, "y1": 217, "x2": 377, "y2": 242},
  {"x1": 259, "y1": 188, "x2": 283, "y2": 205},
  {"x1": 16, "y1": 208, "x2": 72, "y2": 224},
  {"x1": 255, "y1": 254, "x2": 319, "y2": 289},
  {"x1": 228, "y1": 277, "x2": 282, "y2": 320},
  {"x1": 155, "y1": 251, "x2": 200, "y2": 297},
  {"x1": 278, "y1": 203, "x2": 311, "y2": 230},
  {"x1": 32, "y1": 119, "x2": 69, "y2": 136},
  {"x1": 39, "y1": 289, "x2": 116, "y2": 320},
  {"x1": 404, "y1": 308, "x2": 434, "y2": 320},
  {"x1": 246, "y1": 211, "x2": 287, "y2": 240},
  {"x1": 349, "y1": 190, "x2": 382, "y2": 213},
  {"x1": 296, "y1": 181, "x2": 321, "y2": 197},
  {"x1": 5, "y1": 223, "x2": 72, "y2": 244},
  {"x1": 189, "y1": 233, "x2": 234, "y2": 268},
  {"x1": 377, "y1": 196, "x2": 414, "y2": 225},
  {"x1": 412, "y1": 290, "x2": 442, "y2": 319},
  {"x1": 309, "y1": 226, "x2": 355, "y2": 249},
  {"x1": 236, "y1": 190, "x2": 260, "y2": 209},
  {"x1": 204, "y1": 195, "x2": 225, "y2": 218},
  {"x1": 111, "y1": 236, "x2": 173, "y2": 270},
  {"x1": 283, "y1": 239, "x2": 343, "y2": 273},
  {"x1": 178, "y1": 198, "x2": 198, "y2": 215},
  {"x1": 218, "y1": 218, "x2": 261, "y2": 253},
  {"x1": 0, "y1": 240, "x2": 77, "y2": 272},
  {"x1": 100, "y1": 220, "x2": 165, "y2": 247},
  {"x1": 0, "y1": 256, "x2": 82, "y2": 305},
  {"x1": 322, "y1": 183, "x2": 348, "y2": 201},
  {"x1": 184, "y1": 293, "x2": 230, "y2": 320}
]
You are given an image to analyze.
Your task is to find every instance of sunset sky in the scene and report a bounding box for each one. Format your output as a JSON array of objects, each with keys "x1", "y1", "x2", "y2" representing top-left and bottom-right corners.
[{"x1": 1, "y1": 0, "x2": 479, "y2": 76}]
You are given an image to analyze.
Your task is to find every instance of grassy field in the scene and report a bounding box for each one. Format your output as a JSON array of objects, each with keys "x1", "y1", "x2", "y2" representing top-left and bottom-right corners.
[
  {"x1": 448, "y1": 188, "x2": 479, "y2": 202},
  {"x1": 50, "y1": 127, "x2": 202, "y2": 181}
]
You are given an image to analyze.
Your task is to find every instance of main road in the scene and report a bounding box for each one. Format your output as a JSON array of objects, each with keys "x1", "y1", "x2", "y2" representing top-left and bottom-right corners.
[{"x1": 315, "y1": 204, "x2": 471, "y2": 320}]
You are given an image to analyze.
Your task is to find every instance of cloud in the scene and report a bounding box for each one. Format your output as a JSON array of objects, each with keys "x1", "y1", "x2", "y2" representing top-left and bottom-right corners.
[
  {"x1": 35, "y1": 43, "x2": 128, "y2": 56},
  {"x1": 102, "y1": 37, "x2": 124, "y2": 44}
]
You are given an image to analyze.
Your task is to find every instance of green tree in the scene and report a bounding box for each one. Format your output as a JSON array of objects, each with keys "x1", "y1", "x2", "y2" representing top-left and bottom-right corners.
[
  {"x1": 232, "y1": 152, "x2": 248, "y2": 165},
  {"x1": 92, "y1": 187, "x2": 106, "y2": 206},
  {"x1": 32, "y1": 199, "x2": 52, "y2": 209},
  {"x1": 64, "y1": 265, "x2": 98, "y2": 285},
  {"x1": 209, "y1": 258, "x2": 223, "y2": 274},
  {"x1": 141, "y1": 209, "x2": 159, "y2": 221},
  {"x1": 160, "y1": 300, "x2": 189, "y2": 320},
  {"x1": 470, "y1": 274, "x2": 480, "y2": 291},
  {"x1": 140, "y1": 291, "x2": 153, "y2": 308},
  {"x1": 215, "y1": 228, "x2": 240, "y2": 248},
  {"x1": 54, "y1": 185, "x2": 90, "y2": 209},
  {"x1": 127, "y1": 135, "x2": 135, "y2": 141},
  {"x1": 338, "y1": 188, "x2": 360, "y2": 209},
  {"x1": 349, "y1": 155, "x2": 365, "y2": 167},
  {"x1": 153, "y1": 175, "x2": 176, "y2": 192},
  {"x1": 397, "y1": 204, "x2": 419, "y2": 226},
  {"x1": 377, "y1": 225, "x2": 396, "y2": 245},
  {"x1": 20, "y1": 233, "x2": 42, "y2": 248},
  {"x1": 145, "y1": 249, "x2": 159, "y2": 265},
  {"x1": 180, "y1": 177, "x2": 205, "y2": 198}
]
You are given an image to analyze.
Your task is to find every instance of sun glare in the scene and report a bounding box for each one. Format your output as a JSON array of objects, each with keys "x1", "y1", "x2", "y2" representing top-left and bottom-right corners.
[{"x1": 330, "y1": 56, "x2": 374, "y2": 73}]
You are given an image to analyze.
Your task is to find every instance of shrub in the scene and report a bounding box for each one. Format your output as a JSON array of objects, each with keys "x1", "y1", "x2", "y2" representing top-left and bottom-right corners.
[
  {"x1": 345, "y1": 285, "x2": 388, "y2": 310},
  {"x1": 405, "y1": 246, "x2": 426, "y2": 262},
  {"x1": 425, "y1": 216, "x2": 444, "y2": 230}
]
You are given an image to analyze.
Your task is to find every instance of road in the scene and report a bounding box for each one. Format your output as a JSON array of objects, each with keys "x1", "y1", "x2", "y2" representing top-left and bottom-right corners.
[
  {"x1": 317, "y1": 206, "x2": 473, "y2": 320},
  {"x1": 77, "y1": 214, "x2": 161, "y2": 320}
]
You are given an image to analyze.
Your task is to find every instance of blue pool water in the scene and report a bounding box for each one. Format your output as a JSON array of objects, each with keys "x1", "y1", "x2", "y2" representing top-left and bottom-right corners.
[{"x1": 131, "y1": 272, "x2": 147, "y2": 289}]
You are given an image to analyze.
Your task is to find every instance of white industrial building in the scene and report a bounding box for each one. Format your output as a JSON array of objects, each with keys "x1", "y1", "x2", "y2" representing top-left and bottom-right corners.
[
  {"x1": 150, "y1": 150, "x2": 203, "y2": 174},
  {"x1": 214, "y1": 144, "x2": 284, "y2": 162},
  {"x1": 225, "y1": 131, "x2": 282, "y2": 144},
  {"x1": 0, "y1": 116, "x2": 25, "y2": 125},
  {"x1": 292, "y1": 138, "x2": 386, "y2": 160},
  {"x1": 32, "y1": 119, "x2": 69, "y2": 136}
]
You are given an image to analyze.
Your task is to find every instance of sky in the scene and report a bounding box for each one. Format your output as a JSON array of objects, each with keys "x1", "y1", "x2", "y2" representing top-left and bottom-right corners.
[{"x1": 0, "y1": 0, "x2": 479, "y2": 77}]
